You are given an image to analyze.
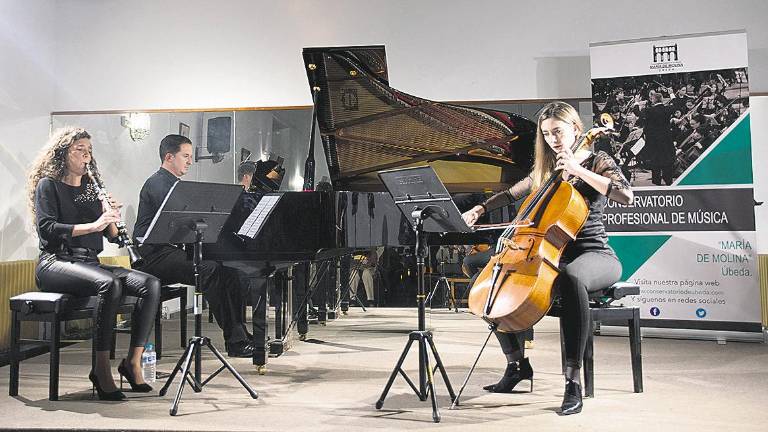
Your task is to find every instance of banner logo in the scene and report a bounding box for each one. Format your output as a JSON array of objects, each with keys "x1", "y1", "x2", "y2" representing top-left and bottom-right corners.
[
  {"x1": 340, "y1": 88, "x2": 359, "y2": 111},
  {"x1": 650, "y1": 307, "x2": 661, "y2": 317},
  {"x1": 650, "y1": 42, "x2": 684, "y2": 72},
  {"x1": 653, "y1": 43, "x2": 678, "y2": 62},
  {"x1": 695, "y1": 308, "x2": 707, "y2": 318}
]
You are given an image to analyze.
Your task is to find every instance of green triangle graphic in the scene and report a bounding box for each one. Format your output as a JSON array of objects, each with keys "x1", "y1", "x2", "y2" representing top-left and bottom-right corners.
[
  {"x1": 678, "y1": 114, "x2": 753, "y2": 185},
  {"x1": 608, "y1": 235, "x2": 671, "y2": 280}
]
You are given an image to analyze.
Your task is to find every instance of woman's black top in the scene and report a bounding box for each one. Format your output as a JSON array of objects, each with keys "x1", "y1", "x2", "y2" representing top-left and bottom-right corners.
[
  {"x1": 482, "y1": 151, "x2": 632, "y2": 262},
  {"x1": 35, "y1": 177, "x2": 104, "y2": 254}
]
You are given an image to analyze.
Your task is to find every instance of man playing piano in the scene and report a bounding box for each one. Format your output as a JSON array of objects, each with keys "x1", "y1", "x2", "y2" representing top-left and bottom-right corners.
[
  {"x1": 133, "y1": 134, "x2": 255, "y2": 357},
  {"x1": 237, "y1": 161, "x2": 257, "y2": 191}
]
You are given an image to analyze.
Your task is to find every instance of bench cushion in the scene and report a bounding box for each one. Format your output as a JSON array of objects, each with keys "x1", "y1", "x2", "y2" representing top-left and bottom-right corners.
[
  {"x1": 587, "y1": 282, "x2": 640, "y2": 303},
  {"x1": 160, "y1": 284, "x2": 190, "y2": 302},
  {"x1": 605, "y1": 282, "x2": 640, "y2": 299},
  {"x1": 10, "y1": 292, "x2": 96, "y2": 314},
  {"x1": 10, "y1": 292, "x2": 138, "y2": 315}
]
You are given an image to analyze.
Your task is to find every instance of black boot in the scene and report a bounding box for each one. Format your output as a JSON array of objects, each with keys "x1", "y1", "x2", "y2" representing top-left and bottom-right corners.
[
  {"x1": 560, "y1": 378, "x2": 583, "y2": 415},
  {"x1": 483, "y1": 357, "x2": 534, "y2": 393}
]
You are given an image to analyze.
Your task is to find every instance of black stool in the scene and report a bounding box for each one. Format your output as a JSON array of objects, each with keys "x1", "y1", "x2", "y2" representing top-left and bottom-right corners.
[
  {"x1": 550, "y1": 281, "x2": 643, "y2": 397},
  {"x1": 9, "y1": 292, "x2": 136, "y2": 401}
]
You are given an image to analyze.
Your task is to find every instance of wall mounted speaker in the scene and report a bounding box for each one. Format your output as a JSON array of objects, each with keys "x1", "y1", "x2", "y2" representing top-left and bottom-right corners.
[{"x1": 207, "y1": 116, "x2": 232, "y2": 153}]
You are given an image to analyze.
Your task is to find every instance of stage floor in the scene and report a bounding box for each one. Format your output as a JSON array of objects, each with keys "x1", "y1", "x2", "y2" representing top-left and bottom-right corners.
[{"x1": 2, "y1": 307, "x2": 767, "y2": 431}]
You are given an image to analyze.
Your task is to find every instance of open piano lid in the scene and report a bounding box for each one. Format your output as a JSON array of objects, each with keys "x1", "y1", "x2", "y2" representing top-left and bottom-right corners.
[{"x1": 302, "y1": 45, "x2": 537, "y2": 191}]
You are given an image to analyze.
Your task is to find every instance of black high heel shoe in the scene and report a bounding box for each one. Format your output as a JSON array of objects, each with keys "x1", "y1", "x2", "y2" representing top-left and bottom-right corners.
[
  {"x1": 560, "y1": 378, "x2": 583, "y2": 415},
  {"x1": 118, "y1": 359, "x2": 153, "y2": 393},
  {"x1": 88, "y1": 371, "x2": 126, "y2": 401},
  {"x1": 483, "y1": 357, "x2": 534, "y2": 393}
]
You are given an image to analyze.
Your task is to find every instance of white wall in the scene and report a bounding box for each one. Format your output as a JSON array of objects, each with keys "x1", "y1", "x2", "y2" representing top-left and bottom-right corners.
[
  {"x1": 51, "y1": 0, "x2": 768, "y2": 111},
  {"x1": 750, "y1": 97, "x2": 768, "y2": 253},
  {"x1": 0, "y1": 0, "x2": 56, "y2": 260}
]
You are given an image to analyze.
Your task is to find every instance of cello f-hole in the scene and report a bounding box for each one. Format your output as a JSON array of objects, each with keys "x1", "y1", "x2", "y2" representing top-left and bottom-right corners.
[{"x1": 525, "y1": 238, "x2": 535, "y2": 261}]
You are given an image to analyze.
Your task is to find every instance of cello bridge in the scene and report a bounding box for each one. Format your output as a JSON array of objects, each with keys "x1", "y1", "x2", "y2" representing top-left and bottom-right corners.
[{"x1": 500, "y1": 238, "x2": 525, "y2": 250}]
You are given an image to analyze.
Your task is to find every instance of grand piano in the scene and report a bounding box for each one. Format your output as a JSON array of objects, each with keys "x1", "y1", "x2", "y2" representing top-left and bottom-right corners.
[{"x1": 202, "y1": 45, "x2": 537, "y2": 368}]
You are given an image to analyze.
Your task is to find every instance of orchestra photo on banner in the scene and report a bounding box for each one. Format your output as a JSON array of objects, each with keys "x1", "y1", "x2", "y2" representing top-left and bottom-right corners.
[{"x1": 591, "y1": 67, "x2": 749, "y2": 186}]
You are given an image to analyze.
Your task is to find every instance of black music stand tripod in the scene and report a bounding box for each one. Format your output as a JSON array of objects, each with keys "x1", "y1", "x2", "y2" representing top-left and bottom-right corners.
[
  {"x1": 343, "y1": 256, "x2": 368, "y2": 311},
  {"x1": 425, "y1": 251, "x2": 455, "y2": 312},
  {"x1": 376, "y1": 166, "x2": 471, "y2": 423},
  {"x1": 141, "y1": 181, "x2": 258, "y2": 416}
]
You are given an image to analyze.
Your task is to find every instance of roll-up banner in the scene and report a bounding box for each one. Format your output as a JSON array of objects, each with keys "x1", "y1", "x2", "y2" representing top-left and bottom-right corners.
[{"x1": 590, "y1": 30, "x2": 760, "y2": 332}]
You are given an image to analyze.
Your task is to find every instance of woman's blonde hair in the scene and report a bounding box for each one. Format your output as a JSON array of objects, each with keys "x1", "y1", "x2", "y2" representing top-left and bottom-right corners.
[
  {"x1": 26, "y1": 127, "x2": 98, "y2": 219},
  {"x1": 530, "y1": 102, "x2": 583, "y2": 189}
]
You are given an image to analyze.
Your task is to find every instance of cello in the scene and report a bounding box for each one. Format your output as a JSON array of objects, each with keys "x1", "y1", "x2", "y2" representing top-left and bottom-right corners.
[{"x1": 467, "y1": 114, "x2": 615, "y2": 333}]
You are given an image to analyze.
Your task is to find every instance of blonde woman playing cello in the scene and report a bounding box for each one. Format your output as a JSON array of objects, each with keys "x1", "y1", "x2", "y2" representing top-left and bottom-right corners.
[{"x1": 461, "y1": 102, "x2": 633, "y2": 415}]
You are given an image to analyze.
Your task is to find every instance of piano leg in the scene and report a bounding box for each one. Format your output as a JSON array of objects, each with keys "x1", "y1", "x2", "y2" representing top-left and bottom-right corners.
[
  {"x1": 293, "y1": 262, "x2": 309, "y2": 340},
  {"x1": 327, "y1": 258, "x2": 340, "y2": 320},
  {"x1": 339, "y1": 255, "x2": 351, "y2": 313},
  {"x1": 270, "y1": 270, "x2": 287, "y2": 356},
  {"x1": 251, "y1": 276, "x2": 268, "y2": 374},
  {"x1": 316, "y1": 260, "x2": 330, "y2": 325}
]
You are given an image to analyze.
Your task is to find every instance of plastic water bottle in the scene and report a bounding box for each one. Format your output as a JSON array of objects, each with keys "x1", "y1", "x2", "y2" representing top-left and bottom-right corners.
[{"x1": 141, "y1": 343, "x2": 156, "y2": 383}]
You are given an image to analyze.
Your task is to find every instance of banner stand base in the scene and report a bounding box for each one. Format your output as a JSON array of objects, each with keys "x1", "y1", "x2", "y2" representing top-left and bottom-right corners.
[{"x1": 598, "y1": 325, "x2": 765, "y2": 343}]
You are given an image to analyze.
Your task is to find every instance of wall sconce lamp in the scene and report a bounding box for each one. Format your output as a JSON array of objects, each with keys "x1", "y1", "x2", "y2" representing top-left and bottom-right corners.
[{"x1": 121, "y1": 112, "x2": 151, "y2": 141}]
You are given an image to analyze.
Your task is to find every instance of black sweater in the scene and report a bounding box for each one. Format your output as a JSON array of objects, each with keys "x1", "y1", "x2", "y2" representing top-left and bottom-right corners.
[
  {"x1": 35, "y1": 177, "x2": 104, "y2": 253},
  {"x1": 133, "y1": 167, "x2": 179, "y2": 242},
  {"x1": 481, "y1": 151, "x2": 632, "y2": 262}
]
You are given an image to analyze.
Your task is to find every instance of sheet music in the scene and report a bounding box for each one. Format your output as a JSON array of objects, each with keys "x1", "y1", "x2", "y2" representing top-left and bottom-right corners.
[{"x1": 237, "y1": 194, "x2": 281, "y2": 238}]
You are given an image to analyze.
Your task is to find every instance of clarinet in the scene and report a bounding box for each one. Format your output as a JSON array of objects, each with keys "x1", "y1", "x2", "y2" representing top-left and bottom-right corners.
[{"x1": 85, "y1": 163, "x2": 144, "y2": 266}]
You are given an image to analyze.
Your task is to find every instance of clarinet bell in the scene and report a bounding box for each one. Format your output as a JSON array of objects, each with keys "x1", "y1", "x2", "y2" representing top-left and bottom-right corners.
[{"x1": 127, "y1": 245, "x2": 144, "y2": 267}]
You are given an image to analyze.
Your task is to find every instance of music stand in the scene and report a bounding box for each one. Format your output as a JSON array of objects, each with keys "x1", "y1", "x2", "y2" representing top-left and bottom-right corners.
[
  {"x1": 140, "y1": 180, "x2": 258, "y2": 416},
  {"x1": 375, "y1": 166, "x2": 470, "y2": 423}
]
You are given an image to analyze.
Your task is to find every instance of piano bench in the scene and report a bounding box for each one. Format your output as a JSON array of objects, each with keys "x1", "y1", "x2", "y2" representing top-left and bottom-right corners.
[
  {"x1": 110, "y1": 284, "x2": 190, "y2": 360},
  {"x1": 9, "y1": 291, "x2": 136, "y2": 401},
  {"x1": 548, "y1": 281, "x2": 643, "y2": 397}
]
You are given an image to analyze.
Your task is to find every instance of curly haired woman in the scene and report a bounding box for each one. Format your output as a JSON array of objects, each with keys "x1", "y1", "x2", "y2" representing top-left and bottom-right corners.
[{"x1": 27, "y1": 127, "x2": 160, "y2": 400}]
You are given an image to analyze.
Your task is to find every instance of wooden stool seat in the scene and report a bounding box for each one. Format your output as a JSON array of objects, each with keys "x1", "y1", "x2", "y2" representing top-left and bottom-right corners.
[{"x1": 445, "y1": 277, "x2": 471, "y2": 311}]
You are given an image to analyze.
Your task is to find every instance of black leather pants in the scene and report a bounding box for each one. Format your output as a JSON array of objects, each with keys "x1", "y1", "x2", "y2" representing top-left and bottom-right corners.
[{"x1": 36, "y1": 251, "x2": 161, "y2": 351}]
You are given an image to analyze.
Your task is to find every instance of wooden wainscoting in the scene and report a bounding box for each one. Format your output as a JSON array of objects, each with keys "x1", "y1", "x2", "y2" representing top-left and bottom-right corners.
[
  {"x1": 0, "y1": 260, "x2": 37, "y2": 352},
  {"x1": 759, "y1": 254, "x2": 768, "y2": 328}
]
